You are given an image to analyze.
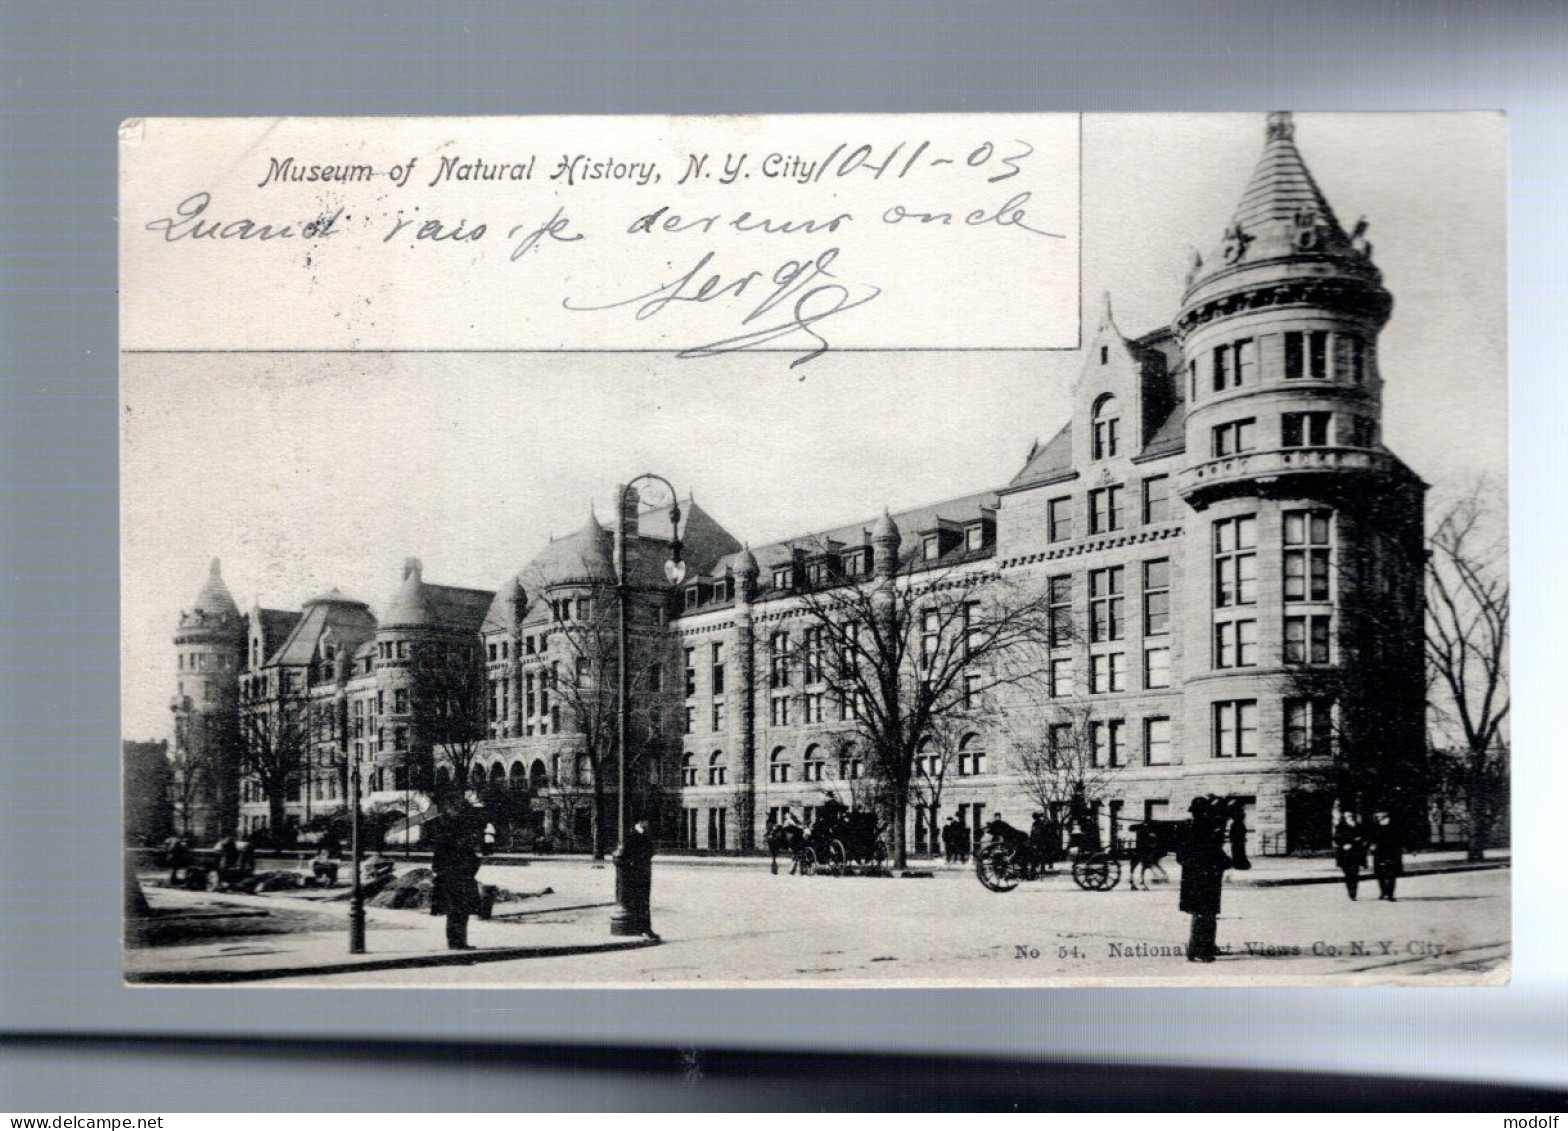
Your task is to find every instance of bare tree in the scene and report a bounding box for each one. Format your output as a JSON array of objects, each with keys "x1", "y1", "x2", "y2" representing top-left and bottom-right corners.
[
  {"x1": 407, "y1": 636, "x2": 489, "y2": 805},
  {"x1": 238, "y1": 676, "x2": 309, "y2": 844},
  {"x1": 788, "y1": 546, "x2": 1055, "y2": 869},
  {"x1": 1426, "y1": 480, "x2": 1509, "y2": 860},
  {"x1": 1012, "y1": 692, "x2": 1128, "y2": 843}
]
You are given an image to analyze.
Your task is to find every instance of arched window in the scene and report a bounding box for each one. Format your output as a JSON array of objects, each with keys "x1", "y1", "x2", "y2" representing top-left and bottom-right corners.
[
  {"x1": 490, "y1": 761, "x2": 506, "y2": 782},
  {"x1": 509, "y1": 760, "x2": 526, "y2": 783},
  {"x1": 1092, "y1": 394, "x2": 1121, "y2": 460},
  {"x1": 434, "y1": 765, "x2": 452, "y2": 789},
  {"x1": 802, "y1": 744, "x2": 825, "y2": 782},
  {"x1": 958, "y1": 733, "x2": 987, "y2": 777},
  {"x1": 528, "y1": 759, "x2": 549, "y2": 792},
  {"x1": 838, "y1": 743, "x2": 864, "y2": 781},
  {"x1": 681, "y1": 752, "x2": 698, "y2": 787},
  {"x1": 915, "y1": 738, "x2": 943, "y2": 780},
  {"x1": 708, "y1": 751, "x2": 727, "y2": 786},
  {"x1": 768, "y1": 746, "x2": 791, "y2": 784}
]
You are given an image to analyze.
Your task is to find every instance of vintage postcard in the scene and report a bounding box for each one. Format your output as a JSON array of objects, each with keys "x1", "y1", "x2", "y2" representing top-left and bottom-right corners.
[{"x1": 119, "y1": 112, "x2": 1508, "y2": 987}]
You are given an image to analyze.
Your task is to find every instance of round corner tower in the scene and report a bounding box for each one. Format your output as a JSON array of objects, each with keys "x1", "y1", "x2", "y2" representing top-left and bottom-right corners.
[
  {"x1": 171, "y1": 558, "x2": 245, "y2": 840},
  {"x1": 1172, "y1": 112, "x2": 1427, "y2": 852}
]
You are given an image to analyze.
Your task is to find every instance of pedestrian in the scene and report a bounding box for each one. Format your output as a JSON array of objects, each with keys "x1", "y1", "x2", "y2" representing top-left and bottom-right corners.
[
  {"x1": 1178, "y1": 797, "x2": 1232, "y2": 963},
  {"x1": 620, "y1": 817, "x2": 660, "y2": 940},
  {"x1": 939, "y1": 817, "x2": 954, "y2": 864},
  {"x1": 1369, "y1": 811, "x2": 1404, "y2": 901},
  {"x1": 428, "y1": 806, "x2": 483, "y2": 950},
  {"x1": 1333, "y1": 812, "x2": 1367, "y2": 900},
  {"x1": 165, "y1": 836, "x2": 190, "y2": 888},
  {"x1": 956, "y1": 818, "x2": 972, "y2": 864}
]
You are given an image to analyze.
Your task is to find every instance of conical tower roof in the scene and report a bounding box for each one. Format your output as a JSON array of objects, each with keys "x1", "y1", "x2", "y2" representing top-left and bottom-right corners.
[
  {"x1": 381, "y1": 557, "x2": 433, "y2": 629},
  {"x1": 191, "y1": 558, "x2": 239, "y2": 620},
  {"x1": 1185, "y1": 112, "x2": 1377, "y2": 302}
]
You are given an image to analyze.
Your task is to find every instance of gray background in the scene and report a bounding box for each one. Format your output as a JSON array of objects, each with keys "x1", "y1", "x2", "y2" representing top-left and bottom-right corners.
[{"x1": 2, "y1": 0, "x2": 1564, "y2": 1110}]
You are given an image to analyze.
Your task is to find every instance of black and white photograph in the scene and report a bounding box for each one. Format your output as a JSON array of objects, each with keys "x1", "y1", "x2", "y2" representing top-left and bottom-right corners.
[{"x1": 118, "y1": 110, "x2": 1509, "y2": 988}]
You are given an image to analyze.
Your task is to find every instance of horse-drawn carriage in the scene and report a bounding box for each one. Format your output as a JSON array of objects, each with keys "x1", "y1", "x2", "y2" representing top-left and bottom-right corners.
[
  {"x1": 973, "y1": 817, "x2": 1186, "y2": 893},
  {"x1": 768, "y1": 804, "x2": 889, "y2": 877}
]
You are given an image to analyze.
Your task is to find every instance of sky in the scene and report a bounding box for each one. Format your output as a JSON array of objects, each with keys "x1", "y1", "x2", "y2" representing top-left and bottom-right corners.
[{"x1": 121, "y1": 112, "x2": 1507, "y2": 740}]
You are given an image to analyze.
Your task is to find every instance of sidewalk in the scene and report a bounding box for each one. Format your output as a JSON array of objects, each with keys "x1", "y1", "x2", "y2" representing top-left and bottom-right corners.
[{"x1": 125, "y1": 885, "x2": 656, "y2": 984}]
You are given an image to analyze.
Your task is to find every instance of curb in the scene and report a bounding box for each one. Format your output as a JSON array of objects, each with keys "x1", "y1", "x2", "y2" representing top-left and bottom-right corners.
[
  {"x1": 126, "y1": 936, "x2": 659, "y2": 985},
  {"x1": 1233, "y1": 860, "x2": 1509, "y2": 888}
]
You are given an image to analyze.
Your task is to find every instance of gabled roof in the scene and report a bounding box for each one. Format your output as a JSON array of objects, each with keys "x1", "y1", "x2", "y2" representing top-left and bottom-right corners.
[
  {"x1": 252, "y1": 607, "x2": 302, "y2": 664},
  {"x1": 266, "y1": 592, "x2": 376, "y2": 667},
  {"x1": 1009, "y1": 422, "x2": 1073, "y2": 489}
]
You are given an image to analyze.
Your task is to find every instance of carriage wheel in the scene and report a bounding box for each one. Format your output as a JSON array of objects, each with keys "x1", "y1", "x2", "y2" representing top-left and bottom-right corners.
[
  {"x1": 1072, "y1": 853, "x2": 1121, "y2": 892},
  {"x1": 800, "y1": 847, "x2": 818, "y2": 876},
  {"x1": 974, "y1": 845, "x2": 1020, "y2": 893},
  {"x1": 827, "y1": 840, "x2": 848, "y2": 876}
]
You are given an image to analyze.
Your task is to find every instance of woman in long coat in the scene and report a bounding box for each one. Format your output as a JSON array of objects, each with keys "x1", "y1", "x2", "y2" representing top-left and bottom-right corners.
[{"x1": 1178, "y1": 797, "x2": 1232, "y2": 962}]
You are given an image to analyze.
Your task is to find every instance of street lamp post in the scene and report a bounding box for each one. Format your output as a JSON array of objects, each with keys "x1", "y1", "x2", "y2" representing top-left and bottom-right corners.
[{"x1": 609, "y1": 475, "x2": 684, "y2": 937}]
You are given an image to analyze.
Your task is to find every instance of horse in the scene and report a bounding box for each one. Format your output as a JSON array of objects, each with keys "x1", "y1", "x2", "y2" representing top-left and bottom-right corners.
[
  {"x1": 766, "y1": 822, "x2": 806, "y2": 875},
  {"x1": 1125, "y1": 820, "x2": 1184, "y2": 891}
]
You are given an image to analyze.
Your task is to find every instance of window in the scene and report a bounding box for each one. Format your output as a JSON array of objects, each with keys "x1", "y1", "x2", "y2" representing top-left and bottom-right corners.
[
  {"x1": 1142, "y1": 475, "x2": 1170, "y2": 524},
  {"x1": 683, "y1": 705, "x2": 694, "y2": 735},
  {"x1": 958, "y1": 734, "x2": 987, "y2": 776},
  {"x1": 1144, "y1": 717, "x2": 1172, "y2": 765},
  {"x1": 804, "y1": 692, "x2": 824, "y2": 724},
  {"x1": 770, "y1": 694, "x2": 791, "y2": 728},
  {"x1": 803, "y1": 745, "x2": 826, "y2": 781},
  {"x1": 685, "y1": 586, "x2": 700, "y2": 610},
  {"x1": 1214, "y1": 515, "x2": 1257, "y2": 607},
  {"x1": 1049, "y1": 657, "x2": 1075, "y2": 698},
  {"x1": 965, "y1": 523, "x2": 986, "y2": 551},
  {"x1": 711, "y1": 698, "x2": 727, "y2": 731},
  {"x1": 802, "y1": 627, "x2": 824, "y2": 683},
  {"x1": 684, "y1": 647, "x2": 696, "y2": 698},
  {"x1": 1283, "y1": 509, "x2": 1332, "y2": 602},
  {"x1": 963, "y1": 671, "x2": 983, "y2": 709},
  {"x1": 1285, "y1": 614, "x2": 1332, "y2": 665},
  {"x1": 681, "y1": 753, "x2": 698, "y2": 787},
  {"x1": 1213, "y1": 700, "x2": 1258, "y2": 758},
  {"x1": 1350, "y1": 417, "x2": 1379, "y2": 447},
  {"x1": 1213, "y1": 338, "x2": 1255, "y2": 391},
  {"x1": 1047, "y1": 723, "x2": 1073, "y2": 767},
  {"x1": 773, "y1": 566, "x2": 793, "y2": 591},
  {"x1": 1212, "y1": 418, "x2": 1256, "y2": 458},
  {"x1": 710, "y1": 642, "x2": 726, "y2": 694},
  {"x1": 1091, "y1": 719, "x2": 1126, "y2": 767},
  {"x1": 920, "y1": 609, "x2": 941, "y2": 667},
  {"x1": 708, "y1": 752, "x2": 727, "y2": 786},
  {"x1": 1088, "y1": 485, "x2": 1124, "y2": 534},
  {"x1": 1089, "y1": 566, "x2": 1125, "y2": 642},
  {"x1": 769, "y1": 632, "x2": 792, "y2": 688},
  {"x1": 768, "y1": 748, "x2": 790, "y2": 784},
  {"x1": 1142, "y1": 559, "x2": 1170, "y2": 636},
  {"x1": 843, "y1": 549, "x2": 867, "y2": 578},
  {"x1": 1048, "y1": 496, "x2": 1073, "y2": 542},
  {"x1": 1048, "y1": 575, "x2": 1073, "y2": 646},
  {"x1": 1090, "y1": 652, "x2": 1126, "y2": 694},
  {"x1": 1346, "y1": 336, "x2": 1367, "y2": 384},
  {"x1": 1285, "y1": 330, "x2": 1331, "y2": 380},
  {"x1": 1282, "y1": 411, "x2": 1331, "y2": 448},
  {"x1": 1215, "y1": 619, "x2": 1257, "y2": 669},
  {"x1": 394, "y1": 688, "x2": 408, "y2": 714},
  {"x1": 923, "y1": 533, "x2": 941, "y2": 561},
  {"x1": 1285, "y1": 698, "x2": 1334, "y2": 757},
  {"x1": 1143, "y1": 646, "x2": 1171, "y2": 690},
  {"x1": 1092, "y1": 395, "x2": 1121, "y2": 460}
]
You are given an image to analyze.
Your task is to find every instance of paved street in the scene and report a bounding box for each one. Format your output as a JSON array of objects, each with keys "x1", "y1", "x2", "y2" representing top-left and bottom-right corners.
[{"x1": 272, "y1": 858, "x2": 1508, "y2": 987}]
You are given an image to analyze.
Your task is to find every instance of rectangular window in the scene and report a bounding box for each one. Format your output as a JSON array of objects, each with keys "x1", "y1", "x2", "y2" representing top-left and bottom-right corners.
[
  {"x1": 923, "y1": 533, "x2": 941, "y2": 561},
  {"x1": 1282, "y1": 411, "x2": 1331, "y2": 448},
  {"x1": 1212, "y1": 344, "x2": 1230, "y2": 391},
  {"x1": 683, "y1": 705, "x2": 694, "y2": 735},
  {"x1": 769, "y1": 633, "x2": 792, "y2": 688},
  {"x1": 1286, "y1": 698, "x2": 1334, "y2": 757},
  {"x1": 1089, "y1": 566, "x2": 1125, "y2": 642},
  {"x1": 1284, "y1": 331, "x2": 1304, "y2": 378},
  {"x1": 1142, "y1": 475, "x2": 1170, "y2": 524},
  {"x1": 1093, "y1": 415, "x2": 1120, "y2": 461},
  {"x1": 1090, "y1": 719, "x2": 1126, "y2": 767},
  {"x1": 1090, "y1": 652, "x2": 1126, "y2": 694},
  {"x1": 1143, "y1": 646, "x2": 1171, "y2": 690},
  {"x1": 805, "y1": 692, "x2": 824, "y2": 724},
  {"x1": 1309, "y1": 330, "x2": 1329, "y2": 378},
  {"x1": 1214, "y1": 515, "x2": 1258, "y2": 607},
  {"x1": 1213, "y1": 700, "x2": 1259, "y2": 758},
  {"x1": 770, "y1": 694, "x2": 791, "y2": 728},
  {"x1": 710, "y1": 642, "x2": 726, "y2": 695},
  {"x1": 1283, "y1": 509, "x2": 1333, "y2": 602},
  {"x1": 1350, "y1": 417, "x2": 1378, "y2": 447},
  {"x1": 712, "y1": 698, "x2": 727, "y2": 732},
  {"x1": 1234, "y1": 338, "x2": 1256, "y2": 386},
  {"x1": 920, "y1": 609, "x2": 941, "y2": 668},
  {"x1": 965, "y1": 523, "x2": 985, "y2": 551},
  {"x1": 1048, "y1": 575, "x2": 1073, "y2": 646},
  {"x1": 394, "y1": 688, "x2": 408, "y2": 714},
  {"x1": 1048, "y1": 496, "x2": 1073, "y2": 542},
  {"x1": 1088, "y1": 485, "x2": 1124, "y2": 534},
  {"x1": 1049, "y1": 657, "x2": 1075, "y2": 699},
  {"x1": 1215, "y1": 619, "x2": 1257, "y2": 669},
  {"x1": 1285, "y1": 614, "x2": 1333, "y2": 665},
  {"x1": 1047, "y1": 723, "x2": 1073, "y2": 767},
  {"x1": 684, "y1": 647, "x2": 697, "y2": 698},
  {"x1": 1144, "y1": 717, "x2": 1172, "y2": 765},
  {"x1": 1142, "y1": 558, "x2": 1170, "y2": 636},
  {"x1": 802, "y1": 626, "x2": 824, "y2": 683},
  {"x1": 1348, "y1": 337, "x2": 1367, "y2": 384},
  {"x1": 773, "y1": 566, "x2": 792, "y2": 591},
  {"x1": 1212, "y1": 418, "x2": 1257, "y2": 458}
]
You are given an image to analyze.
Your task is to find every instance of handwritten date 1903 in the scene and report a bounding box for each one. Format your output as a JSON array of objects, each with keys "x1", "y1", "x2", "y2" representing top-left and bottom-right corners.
[{"x1": 564, "y1": 247, "x2": 880, "y2": 371}]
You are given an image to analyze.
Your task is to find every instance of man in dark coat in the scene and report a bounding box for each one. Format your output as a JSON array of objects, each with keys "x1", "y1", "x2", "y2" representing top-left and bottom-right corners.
[
  {"x1": 428, "y1": 808, "x2": 482, "y2": 950},
  {"x1": 1333, "y1": 813, "x2": 1367, "y2": 900},
  {"x1": 1178, "y1": 797, "x2": 1232, "y2": 962},
  {"x1": 619, "y1": 818, "x2": 659, "y2": 939},
  {"x1": 1368, "y1": 811, "x2": 1403, "y2": 901}
]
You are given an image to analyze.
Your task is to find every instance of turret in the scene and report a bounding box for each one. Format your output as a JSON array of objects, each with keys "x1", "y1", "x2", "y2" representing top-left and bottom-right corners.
[
  {"x1": 171, "y1": 559, "x2": 244, "y2": 840},
  {"x1": 1176, "y1": 111, "x2": 1393, "y2": 511}
]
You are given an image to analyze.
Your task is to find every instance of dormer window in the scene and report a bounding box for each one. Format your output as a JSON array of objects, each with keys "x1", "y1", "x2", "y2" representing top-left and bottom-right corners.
[
  {"x1": 773, "y1": 567, "x2": 792, "y2": 591},
  {"x1": 842, "y1": 549, "x2": 866, "y2": 578},
  {"x1": 685, "y1": 585, "x2": 700, "y2": 610},
  {"x1": 965, "y1": 523, "x2": 985, "y2": 552},
  {"x1": 1092, "y1": 394, "x2": 1121, "y2": 460},
  {"x1": 922, "y1": 533, "x2": 941, "y2": 561}
]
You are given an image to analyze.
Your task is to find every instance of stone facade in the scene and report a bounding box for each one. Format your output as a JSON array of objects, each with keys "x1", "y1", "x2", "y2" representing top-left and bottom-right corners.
[{"x1": 171, "y1": 113, "x2": 1426, "y2": 856}]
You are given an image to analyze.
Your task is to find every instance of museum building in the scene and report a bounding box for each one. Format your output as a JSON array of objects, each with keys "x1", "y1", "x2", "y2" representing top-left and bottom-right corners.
[{"x1": 168, "y1": 113, "x2": 1426, "y2": 854}]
